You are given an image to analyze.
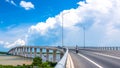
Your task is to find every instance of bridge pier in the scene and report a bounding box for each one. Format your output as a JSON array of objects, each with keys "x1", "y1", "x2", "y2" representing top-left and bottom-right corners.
[
  {"x1": 13, "y1": 49, "x2": 15, "y2": 55},
  {"x1": 46, "y1": 49, "x2": 49, "y2": 61},
  {"x1": 30, "y1": 48, "x2": 32, "y2": 58},
  {"x1": 26, "y1": 47, "x2": 29, "y2": 57},
  {"x1": 53, "y1": 50, "x2": 56, "y2": 62},
  {"x1": 19, "y1": 47, "x2": 21, "y2": 56},
  {"x1": 23, "y1": 47, "x2": 26, "y2": 57},
  {"x1": 34, "y1": 48, "x2": 37, "y2": 57},
  {"x1": 40, "y1": 48, "x2": 42, "y2": 58},
  {"x1": 60, "y1": 52, "x2": 63, "y2": 59},
  {"x1": 15, "y1": 48, "x2": 17, "y2": 55}
]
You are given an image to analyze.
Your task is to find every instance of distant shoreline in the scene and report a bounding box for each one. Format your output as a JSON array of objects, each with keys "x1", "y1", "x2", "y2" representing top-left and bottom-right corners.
[{"x1": 0, "y1": 52, "x2": 7, "y2": 54}]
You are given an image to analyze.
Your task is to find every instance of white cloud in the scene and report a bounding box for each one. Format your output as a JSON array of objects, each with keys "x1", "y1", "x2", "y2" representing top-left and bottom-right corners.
[
  {"x1": 4, "y1": 39, "x2": 25, "y2": 48},
  {"x1": 29, "y1": 17, "x2": 58, "y2": 35},
  {"x1": 10, "y1": 0, "x2": 17, "y2": 6},
  {"x1": 6, "y1": 0, "x2": 9, "y2": 2},
  {"x1": 0, "y1": 39, "x2": 25, "y2": 48},
  {"x1": 0, "y1": 41, "x2": 4, "y2": 44},
  {"x1": 6, "y1": 0, "x2": 17, "y2": 6},
  {"x1": 20, "y1": 1, "x2": 34, "y2": 10},
  {"x1": 26, "y1": 0, "x2": 120, "y2": 47}
]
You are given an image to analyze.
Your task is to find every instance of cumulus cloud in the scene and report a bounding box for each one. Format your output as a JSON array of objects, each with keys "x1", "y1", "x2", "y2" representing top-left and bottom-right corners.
[
  {"x1": 4, "y1": 39, "x2": 25, "y2": 48},
  {"x1": 0, "y1": 41, "x2": 4, "y2": 45},
  {"x1": 20, "y1": 1, "x2": 34, "y2": 10},
  {"x1": 27, "y1": 17, "x2": 61, "y2": 45},
  {"x1": 0, "y1": 39, "x2": 25, "y2": 49},
  {"x1": 6, "y1": 0, "x2": 17, "y2": 6},
  {"x1": 26, "y1": 0, "x2": 120, "y2": 47}
]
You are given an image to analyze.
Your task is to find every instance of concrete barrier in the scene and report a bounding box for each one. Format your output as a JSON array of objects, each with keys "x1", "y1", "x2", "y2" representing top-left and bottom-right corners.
[{"x1": 55, "y1": 48, "x2": 68, "y2": 68}]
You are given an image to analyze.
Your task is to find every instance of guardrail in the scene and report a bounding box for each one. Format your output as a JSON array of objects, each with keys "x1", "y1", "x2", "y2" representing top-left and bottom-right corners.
[
  {"x1": 79, "y1": 47, "x2": 120, "y2": 51},
  {"x1": 55, "y1": 48, "x2": 68, "y2": 68}
]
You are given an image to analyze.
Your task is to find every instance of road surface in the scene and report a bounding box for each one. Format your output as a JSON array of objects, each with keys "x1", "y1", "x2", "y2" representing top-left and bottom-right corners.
[{"x1": 70, "y1": 49, "x2": 120, "y2": 68}]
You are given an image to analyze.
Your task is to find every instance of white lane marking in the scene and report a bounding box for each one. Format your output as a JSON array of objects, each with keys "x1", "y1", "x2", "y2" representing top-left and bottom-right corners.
[
  {"x1": 69, "y1": 53, "x2": 75, "y2": 68},
  {"x1": 66, "y1": 53, "x2": 75, "y2": 68},
  {"x1": 93, "y1": 52, "x2": 120, "y2": 60},
  {"x1": 78, "y1": 53, "x2": 103, "y2": 68}
]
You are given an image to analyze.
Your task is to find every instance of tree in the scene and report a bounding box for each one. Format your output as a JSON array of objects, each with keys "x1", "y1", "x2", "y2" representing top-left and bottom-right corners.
[{"x1": 32, "y1": 57, "x2": 42, "y2": 66}]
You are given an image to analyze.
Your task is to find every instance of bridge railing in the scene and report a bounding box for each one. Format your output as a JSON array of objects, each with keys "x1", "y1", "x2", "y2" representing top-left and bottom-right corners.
[
  {"x1": 79, "y1": 47, "x2": 120, "y2": 51},
  {"x1": 55, "y1": 48, "x2": 68, "y2": 68}
]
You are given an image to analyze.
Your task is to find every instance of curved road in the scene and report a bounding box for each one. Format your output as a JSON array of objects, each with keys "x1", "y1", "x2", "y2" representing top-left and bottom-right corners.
[{"x1": 70, "y1": 49, "x2": 120, "y2": 68}]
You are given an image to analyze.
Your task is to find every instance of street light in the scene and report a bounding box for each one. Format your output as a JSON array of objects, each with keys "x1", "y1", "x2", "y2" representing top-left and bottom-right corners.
[
  {"x1": 83, "y1": 26, "x2": 85, "y2": 48},
  {"x1": 81, "y1": 24, "x2": 86, "y2": 48},
  {"x1": 62, "y1": 12, "x2": 63, "y2": 47},
  {"x1": 61, "y1": 11, "x2": 70, "y2": 47}
]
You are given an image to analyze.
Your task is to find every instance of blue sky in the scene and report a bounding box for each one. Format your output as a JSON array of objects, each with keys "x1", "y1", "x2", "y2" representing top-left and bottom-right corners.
[
  {"x1": 0, "y1": 0, "x2": 81, "y2": 30},
  {"x1": 1, "y1": 0, "x2": 120, "y2": 52},
  {"x1": 0, "y1": 0, "x2": 84, "y2": 51}
]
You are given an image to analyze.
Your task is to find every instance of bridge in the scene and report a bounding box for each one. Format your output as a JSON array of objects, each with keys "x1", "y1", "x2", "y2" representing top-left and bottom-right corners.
[
  {"x1": 8, "y1": 46, "x2": 64, "y2": 62},
  {"x1": 8, "y1": 46, "x2": 120, "y2": 68}
]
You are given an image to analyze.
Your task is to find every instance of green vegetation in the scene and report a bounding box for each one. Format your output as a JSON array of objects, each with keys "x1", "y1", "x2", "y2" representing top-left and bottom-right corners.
[
  {"x1": 27, "y1": 52, "x2": 60, "y2": 54},
  {"x1": 0, "y1": 52, "x2": 7, "y2": 54},
  {"x1": 0, "y1": 57, "x2": 57, "y2": 68}
]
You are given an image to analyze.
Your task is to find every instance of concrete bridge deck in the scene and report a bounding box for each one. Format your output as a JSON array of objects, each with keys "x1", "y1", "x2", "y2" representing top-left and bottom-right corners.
[{"x1": 8, "y1": 46, "x2": 65, "y2": 62}]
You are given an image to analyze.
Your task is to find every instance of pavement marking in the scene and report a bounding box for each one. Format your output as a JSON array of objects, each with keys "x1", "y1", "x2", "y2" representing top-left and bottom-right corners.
[
  {"x1": 78, "y1": 53, "x2": 103, "y2": 68},
  {"x1": 66, "y1": 53, "x2": 75, "y2": 68},
  {"x1": 93, "y1": 52, "x2": 120, "y2": 60}
]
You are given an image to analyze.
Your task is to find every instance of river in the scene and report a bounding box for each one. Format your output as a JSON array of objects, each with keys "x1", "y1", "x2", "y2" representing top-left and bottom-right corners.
[{"x1": 0, "y1": 54, "x2": 60, "y2": 66}]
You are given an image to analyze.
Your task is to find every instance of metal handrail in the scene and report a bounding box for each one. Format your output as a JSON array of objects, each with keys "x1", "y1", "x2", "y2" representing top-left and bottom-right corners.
[{"x1": 55, "y1": 48, "x2": 68, "y2": 68}]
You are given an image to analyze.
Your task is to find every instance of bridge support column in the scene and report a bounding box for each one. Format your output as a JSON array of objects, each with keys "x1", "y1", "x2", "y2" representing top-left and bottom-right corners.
[
  {"x1": 17, "y1": 48, "x2": 19, "y2": 56},
  {"x1": 53, "y1": 50, "x2": 56, "y2": 62},
  {"x1": 13, "y1": 49, "x2": 15, "y2": 55},
  {"x1": 30, "y1": 48, "x2": 32, "y2": 58},
  {"x1": 20, "y1": 47, "x2": 22, "y2": 56},
  {"x1": 17, "y1": 48, "x2": 20, "y2": 56},
  {"x1": 15, "y1": 48, "x2": 17, "y2": 56},
  {"x1": 10, "y1": 50, "x2": 12, "y2": 55},
  {"x1": 25, "y1": 47, "x2": 26, "y2": 57},
  {"x1": 12, "y1": 49, "x2": 14, "y2": 55},
  {"x1": 46, "y1": 49, "x2": 49, "y2": 61},
  {"x1": 34, "y1": 48, "x2": 37, "y2": 57},
  {"x1": 60, "y1": 52, "x2": 63, "y2": 59},
  {"x1": 21, "y1": 47, "x2": 24, "y2": 56},
  {"x1": 17, "y1": 47, "x2": 20, "y2": 56},
  {"x1": 27, "y1": 47, "x2": 29, "y2": 57},
  {"x1": 40, "y1": 48, "x2": 42, "y2": 58},
  {"x1": 23, "y1": 47, "x2": 26, "y2": 57},
  {"x1": 19, "y1": 47, "x2": 21, "y2": 56}
]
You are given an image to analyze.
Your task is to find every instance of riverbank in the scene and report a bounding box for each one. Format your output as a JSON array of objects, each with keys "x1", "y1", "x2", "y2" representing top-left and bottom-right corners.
[
  {"x1": 0, "y1": 55, "x2": 32, "y2": 66},
  {"x1": 0, "y1": 56, "x2": 56, "y2": 68}
]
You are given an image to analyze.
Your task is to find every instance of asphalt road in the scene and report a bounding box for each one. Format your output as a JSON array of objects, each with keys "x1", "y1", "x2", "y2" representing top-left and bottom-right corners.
[{"x1": 70, "y1": 49, "x2": 120, "y2": 68}]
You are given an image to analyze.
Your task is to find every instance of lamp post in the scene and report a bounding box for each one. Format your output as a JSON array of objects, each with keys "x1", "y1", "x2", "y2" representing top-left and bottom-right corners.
[
  {"x1": 61, "y1": 11, "x2": 70, "y2": 47},
  {"x1": 61, "y1": 12, "x2": 64, "y2": 47},
  {"x1": 81, "y1": 24, "x2": 85, "y2": 48},
  {"x1": 82, "y1": 25, "x2": 86, "y2": 48}
]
